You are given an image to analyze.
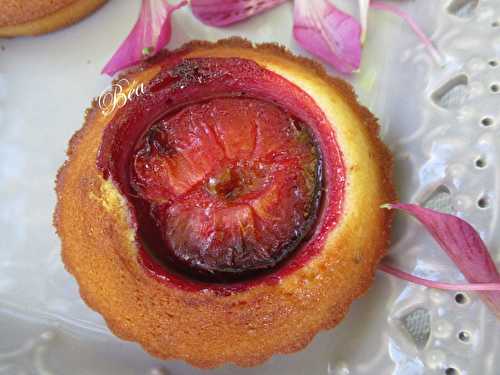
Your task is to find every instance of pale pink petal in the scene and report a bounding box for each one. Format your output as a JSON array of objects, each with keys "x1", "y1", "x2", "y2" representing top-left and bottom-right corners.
[
  {"x1": 359, "y1": 0, "x2": 370, "y2": 43},
  {"x1": 191, "y1": 0, "x2": 287, "y2": 27},
  {"x1": 382, "y1": 203, "x2": 500, "y2": 318},
  {"x1": 293, "y1": 0, "x2": 362, "y2": 74},
  {"x1": 102, "y1": 0, "x2": 188, "y2": 76},
  {"x1": 370, "y1": 1, "x2": 444, "y2": 65}
]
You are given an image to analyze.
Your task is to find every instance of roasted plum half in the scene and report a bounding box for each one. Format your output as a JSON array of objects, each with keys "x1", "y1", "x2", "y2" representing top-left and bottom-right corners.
[{"x1": 131, "y1": 97, "x2": 322, "y2": 280}]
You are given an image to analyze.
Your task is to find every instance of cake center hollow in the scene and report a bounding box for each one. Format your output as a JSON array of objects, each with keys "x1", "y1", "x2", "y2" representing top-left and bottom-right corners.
[{"x1": 130, "y1": 97, "x2": 322, "y2": 278}]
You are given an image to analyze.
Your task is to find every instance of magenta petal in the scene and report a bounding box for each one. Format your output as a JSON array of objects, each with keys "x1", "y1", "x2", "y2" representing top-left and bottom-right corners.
[
  {"x1": 191, "y1": 0, "x2": 287, "y2": 27},
  {"x1": 384, "y1": 203, "x2": 500, "y2": 318},
  {"x1": 102, "y1": 0, "x2": 188, "y2": 76},
  {"x1": 293, "y1": 0, "x2": 362, "y2": 74},
  {"x1": 380, "y1": 263, "x2": 500, "y2": 292}
]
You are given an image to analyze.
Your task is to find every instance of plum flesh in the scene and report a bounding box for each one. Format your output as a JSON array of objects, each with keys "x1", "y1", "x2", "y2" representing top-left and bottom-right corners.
[{"x1": 131, "y1": 97, "x2": 321, "y2": 276}]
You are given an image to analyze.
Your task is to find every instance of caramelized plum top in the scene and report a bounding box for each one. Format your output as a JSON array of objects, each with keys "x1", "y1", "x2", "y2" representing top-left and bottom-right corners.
[
  {"x1": 131, "y1": 98, "x2": 321, "y2": 277},
  {"x1": 97, "y1": 55, "x2": 346, "y2": 288}
]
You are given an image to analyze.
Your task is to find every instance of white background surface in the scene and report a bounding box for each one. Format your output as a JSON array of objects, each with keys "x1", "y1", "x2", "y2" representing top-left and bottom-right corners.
[{"x1": 0, "y1": 0, "x2": 499, "y2": 374}]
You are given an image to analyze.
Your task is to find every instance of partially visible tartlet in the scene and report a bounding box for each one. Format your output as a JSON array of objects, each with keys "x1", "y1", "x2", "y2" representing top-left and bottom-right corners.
[
  {"x1": 55, "y1": 38, "x2": 395, "y2": 368},
  {"x1": 0, "y1": 0, "x2": 107, "y2": 37}
]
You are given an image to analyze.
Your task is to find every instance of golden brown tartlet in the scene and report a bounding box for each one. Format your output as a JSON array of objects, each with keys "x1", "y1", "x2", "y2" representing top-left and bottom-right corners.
[
  {"x1": 0, "y1": 0, "x2": 108, "y2": 37},
  {"x1": 55, "y1": 38, "x2": 395, "y2": 368}
]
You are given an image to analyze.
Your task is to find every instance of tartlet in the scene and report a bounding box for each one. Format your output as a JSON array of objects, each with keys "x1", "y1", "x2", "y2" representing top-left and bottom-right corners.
[
  {"x1": 0, "y1": 0, "x2": 107, "y2": 37},
  {"x1": 55, "y1": 38, "x2": 395, "y2": 368}
]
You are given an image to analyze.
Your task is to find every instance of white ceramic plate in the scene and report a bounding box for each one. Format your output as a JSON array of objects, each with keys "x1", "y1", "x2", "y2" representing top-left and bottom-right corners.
[{"x1": 1, "y1": 1, "x2": 499, "y2": 374}]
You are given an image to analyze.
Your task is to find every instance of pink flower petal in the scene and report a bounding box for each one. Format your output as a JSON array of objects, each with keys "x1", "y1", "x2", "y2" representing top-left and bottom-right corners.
[
  {"x1": 293, "y1": 0, "x2": 362, "y2": 74},
  {"x1": 382, "y1": 203, "x2": 500, "y2": 318},
  {"x1": 380, "y1": 263, "x2": 500, "y2": 292},
  {"x1": 102, "y1": 0, "x2": 188, "y2": 76},
  {"x1": 370, "y1": 1, "x2": 444, "y2": 66},
  {"x1": 191, "y1": 0, "x2": 287, "y2": 27}
]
